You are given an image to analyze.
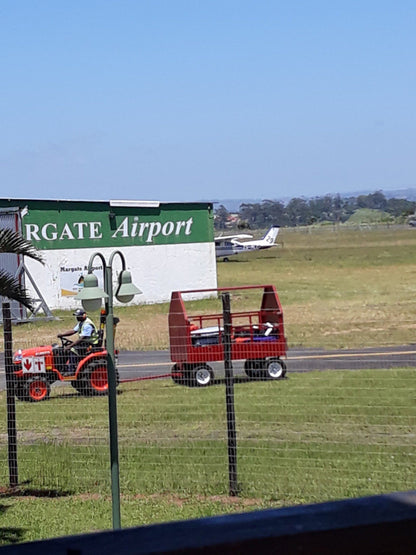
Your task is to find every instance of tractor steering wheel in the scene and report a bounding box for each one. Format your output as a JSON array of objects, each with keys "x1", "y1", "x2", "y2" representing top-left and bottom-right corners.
[{"x1": 58, "y1": 336, "x2": 73, "y2": 348}]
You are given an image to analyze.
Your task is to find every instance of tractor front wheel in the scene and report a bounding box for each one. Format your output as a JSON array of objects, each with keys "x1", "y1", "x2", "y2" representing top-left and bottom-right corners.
[
  {"x1": 15, "y1": 382, "x2": 27, "y2": 401},
  {"x1": 22, "y1": 377, "x2": 51, "y2": 402}
]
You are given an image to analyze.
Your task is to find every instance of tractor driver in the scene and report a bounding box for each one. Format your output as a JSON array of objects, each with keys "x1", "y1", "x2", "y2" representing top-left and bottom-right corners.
[{"x1": 58, "y1": 309, "x2": 100, "y2": 375}]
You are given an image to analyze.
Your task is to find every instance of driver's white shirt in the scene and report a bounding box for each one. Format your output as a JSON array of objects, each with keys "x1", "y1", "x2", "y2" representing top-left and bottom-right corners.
[{"x1": 73, "y1": 321, "x2": 94, "y2": 338}]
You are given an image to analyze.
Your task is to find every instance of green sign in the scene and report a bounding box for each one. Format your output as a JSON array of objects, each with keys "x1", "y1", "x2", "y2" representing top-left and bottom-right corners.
[{"x1": 22, "y1": 204, "x2": 213, "y2": 250}]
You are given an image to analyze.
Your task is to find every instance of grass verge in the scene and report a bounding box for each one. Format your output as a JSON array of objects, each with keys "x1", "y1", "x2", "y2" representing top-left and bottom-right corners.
[{"x1": 0, "y1": 367, "x2": 415, "y2": 544}]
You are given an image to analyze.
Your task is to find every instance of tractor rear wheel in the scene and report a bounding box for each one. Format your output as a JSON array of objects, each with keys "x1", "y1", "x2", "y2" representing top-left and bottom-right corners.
[
  {"x1": 77, "y1": 361, "x2": 120, "y2": 396},
  {"x1": 81, "y1": 361, "x2": 108, "y2": 396}
]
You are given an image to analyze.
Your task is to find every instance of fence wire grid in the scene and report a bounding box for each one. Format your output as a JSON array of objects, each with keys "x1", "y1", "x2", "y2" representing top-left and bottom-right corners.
[{"x1": 1, "y1": 285, "x2": 416, "y2": 542}]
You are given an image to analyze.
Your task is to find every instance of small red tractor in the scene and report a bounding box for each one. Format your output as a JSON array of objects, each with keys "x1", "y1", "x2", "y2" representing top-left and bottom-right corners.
[{"x1": 12, "y1": 312, "x2": 119, "y2": 402}]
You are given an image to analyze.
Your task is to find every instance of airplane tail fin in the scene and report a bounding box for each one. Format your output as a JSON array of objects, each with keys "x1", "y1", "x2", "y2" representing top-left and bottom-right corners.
[{"x1": 262, "y1": 226, "x2": 280, "y2": 245}]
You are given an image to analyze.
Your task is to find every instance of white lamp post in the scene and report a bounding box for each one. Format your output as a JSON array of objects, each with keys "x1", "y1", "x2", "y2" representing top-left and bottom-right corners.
[{"x1": 75, "y1": 250, "x2": 141, "y2": 529}]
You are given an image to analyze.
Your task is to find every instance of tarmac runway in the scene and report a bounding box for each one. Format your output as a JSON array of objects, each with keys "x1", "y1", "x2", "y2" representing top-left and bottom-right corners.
[
  {"x1": 115, "y1": 345, "x2": 416, "y2": 383},
  {"x1": 1, "y1": 345, "x2": 415, "y2": 390}
]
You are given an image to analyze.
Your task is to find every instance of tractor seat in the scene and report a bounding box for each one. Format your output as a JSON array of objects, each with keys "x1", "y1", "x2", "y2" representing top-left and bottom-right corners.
[{"x1": 85, "y1": 330, "x2": 105, "y2": 353}]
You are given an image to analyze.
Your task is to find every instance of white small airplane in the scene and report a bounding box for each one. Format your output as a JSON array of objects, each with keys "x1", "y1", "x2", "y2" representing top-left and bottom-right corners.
[{"x1": 215, "y1": 226, "x2": 280, "y2": 261}]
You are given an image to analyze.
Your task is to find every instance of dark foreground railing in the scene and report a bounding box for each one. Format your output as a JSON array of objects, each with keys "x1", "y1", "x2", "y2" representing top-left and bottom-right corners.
[{"x1": 2, "y1": 490, "x2": 416, "y2": 554}]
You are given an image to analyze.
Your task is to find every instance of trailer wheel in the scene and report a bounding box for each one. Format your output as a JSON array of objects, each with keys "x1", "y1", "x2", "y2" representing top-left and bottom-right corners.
[
  {"x1": 183, "y1": 364, "x2": 214, "y2": 387},
  {"x1": 24, "y1": 377, "x2": 51, "y2": 402},
  {"x1": 244, "y1": 359, "x2": 264, "y2": 379},
  {"x1": 171, "y1": 364, "x2": 185, "y2": 385},
  {"x1": 264, "y1": 358, "x2": 287, "y2": 380},
  {"x1": 194, "y1": 365, "x2": 214, "y2": 387}
]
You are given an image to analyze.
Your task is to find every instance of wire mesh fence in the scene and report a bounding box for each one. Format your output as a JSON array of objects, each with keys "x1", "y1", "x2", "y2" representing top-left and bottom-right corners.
[
  {"x1": 1, "y1": 277, "x2": 416, "y2": 541},
  {"x1": 2, "y1": 368, "x2": 415, "y2": 499}
]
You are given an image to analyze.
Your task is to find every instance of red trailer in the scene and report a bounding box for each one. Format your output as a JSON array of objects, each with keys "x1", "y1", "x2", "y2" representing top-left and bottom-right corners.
[{"x1": 168, "y1": 285, "x2": 287, "y2": 386}]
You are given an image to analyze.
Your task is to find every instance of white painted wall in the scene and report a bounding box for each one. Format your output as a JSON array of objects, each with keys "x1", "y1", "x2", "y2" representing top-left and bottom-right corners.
[{"x1": 24, "y1": 242, "x2": 217, "y2": 311}]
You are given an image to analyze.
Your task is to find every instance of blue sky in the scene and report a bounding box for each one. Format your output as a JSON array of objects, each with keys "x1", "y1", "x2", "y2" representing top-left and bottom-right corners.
[{"x1": 1, "y1": 1, "x2": 415, "y2": 203}]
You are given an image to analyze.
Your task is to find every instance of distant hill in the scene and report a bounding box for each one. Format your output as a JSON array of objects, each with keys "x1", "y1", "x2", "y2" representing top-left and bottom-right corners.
[
  {"x1": 381, "y1": 188, "x2": 416, "y2": 201},
  {"x1": 346, "y1": 208, "x2": 392, "y2": 224},
  {"x1": 207, "y1": 187, "x2": 416, "y2": 212},
  {"x1": 209, "y1": 198, "x2": 262, "y2": 212}
]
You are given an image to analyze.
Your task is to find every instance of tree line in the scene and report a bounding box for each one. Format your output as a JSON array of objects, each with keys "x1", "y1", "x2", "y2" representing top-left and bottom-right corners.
[{"x1": 214, "y1": 191, "x2": 416, "y2": 230}]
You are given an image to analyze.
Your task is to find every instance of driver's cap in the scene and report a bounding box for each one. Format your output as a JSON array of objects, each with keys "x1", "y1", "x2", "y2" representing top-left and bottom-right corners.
[{"x1": 73, "y1": 308, "x2": 86, "y2": 317}]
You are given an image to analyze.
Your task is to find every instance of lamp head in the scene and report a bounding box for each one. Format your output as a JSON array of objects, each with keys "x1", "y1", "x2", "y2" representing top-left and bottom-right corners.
[
  {"x1": 74, "y1": 272, "x2": 108, "y2": 312},
  {"x1": 115, "y1": 270, "x2": 142, "y2": 303}
]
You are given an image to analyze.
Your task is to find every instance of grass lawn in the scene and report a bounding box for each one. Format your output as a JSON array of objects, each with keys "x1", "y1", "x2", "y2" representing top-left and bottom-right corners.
[
  {"x1": 3, "y1": 225, "x2": 416, "y2": 352},
  {"x1": 1, "y1": 367, "x2": 415, "y2": 544},
  {"x1": 1, "y1": 225, "x2": 416, "y2": 544}
]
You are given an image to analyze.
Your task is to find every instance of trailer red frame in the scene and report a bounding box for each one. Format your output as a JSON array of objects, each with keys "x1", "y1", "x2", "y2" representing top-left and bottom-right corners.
[{"x1": 168, "y1": 284, "x2": 288, "y2": 386}]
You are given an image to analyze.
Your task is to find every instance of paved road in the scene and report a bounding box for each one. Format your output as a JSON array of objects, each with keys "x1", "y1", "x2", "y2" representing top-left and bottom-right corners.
[
  {"x1": 1, "y1": 345, "x2": 415, "y2": 389},
  {"x1": 115, "y1": 345, "x2": 416, "y2": 382}
]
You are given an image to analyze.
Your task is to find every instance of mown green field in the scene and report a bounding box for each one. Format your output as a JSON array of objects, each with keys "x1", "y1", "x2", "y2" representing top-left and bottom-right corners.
[
  {"x1": 1, "y1": 225, "x2": 416, "y2": 545},
  {"x1": 217, "y1": 225, "x2": 416, "y2": 349},
  {"x1": 3, "y1": 225, "x2": 416, "y2": 352},
  {"x1": 1, "y1": 368, "x2": 415, "y2": 544}
]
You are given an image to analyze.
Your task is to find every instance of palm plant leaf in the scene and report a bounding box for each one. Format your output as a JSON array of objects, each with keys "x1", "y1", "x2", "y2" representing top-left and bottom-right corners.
[
  {"x1": 0, "y1": 269, "x2": 34, "y2": 309},
  {"x1": 0, "y1": 228, "x2": 43, "y2": 311},
  {"x1": 0, "y1": 228, "x2": 44, "y2": 263}
]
